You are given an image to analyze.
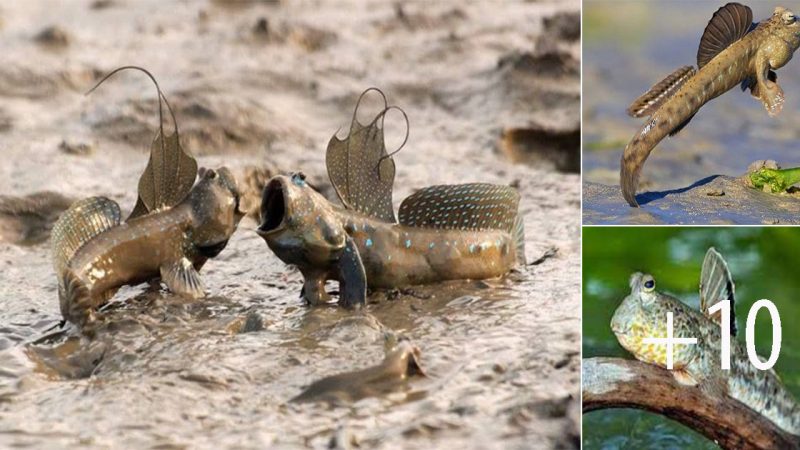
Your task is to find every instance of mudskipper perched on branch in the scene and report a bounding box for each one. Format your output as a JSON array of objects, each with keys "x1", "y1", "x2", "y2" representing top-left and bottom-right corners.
[{"x1": 611, "y1": 248, "x2": 800, "y2": 436}]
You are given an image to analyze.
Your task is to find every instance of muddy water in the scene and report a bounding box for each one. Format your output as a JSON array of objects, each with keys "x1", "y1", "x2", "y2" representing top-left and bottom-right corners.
[{"x1": 0, "y1": 1, "x2": 580, "y2": 448}]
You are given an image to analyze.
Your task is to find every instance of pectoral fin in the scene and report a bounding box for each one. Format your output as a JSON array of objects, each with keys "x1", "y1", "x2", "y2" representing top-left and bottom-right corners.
[
  {"x1": 160, "y1": 258, "x2": 205, "y2": 299},
  {"x1": 671, "y1": 368, "x2": 699, "y2": 387},
  {"x1": 760, "y1": 79, "x2": 785, "y2": 117},
  {"x1": 337, "y1": 237, "x2": 366, "y2": 308}
]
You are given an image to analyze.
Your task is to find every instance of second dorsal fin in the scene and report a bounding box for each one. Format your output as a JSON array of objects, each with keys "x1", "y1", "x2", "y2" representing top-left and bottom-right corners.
[
  {"x1": 627, "y1": 66, "x2": 696, "y2": 118},
  {"x1": 398, "y1": 183, "x2": 520, "y2": 232},
  {"x1": 51, "y1": 196, "x2": 121, "y2": 276},
  {"x1": 699, "y1": 247, "x2": 737, "y2": 336},
  {"x1": 697, "y1": 3, "x2": 753, "y2": 68}
]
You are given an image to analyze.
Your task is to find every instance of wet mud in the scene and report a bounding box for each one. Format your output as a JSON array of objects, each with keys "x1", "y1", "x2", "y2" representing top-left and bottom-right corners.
[
  {"x1": 0, "y1": 1, "x2": 580, "y2": 449},
  {"x1": 583, "y1": 174, "x2": 800, "y2": 225}
]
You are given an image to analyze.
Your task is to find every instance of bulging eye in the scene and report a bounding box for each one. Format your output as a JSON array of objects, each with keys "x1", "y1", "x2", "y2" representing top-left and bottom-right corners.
[
  {"x1": 643, "y1": 276, "x2": 655, "y2": 292},
  {"x1": 291, "y1": 172, "x2": 307, "y2": 187}
]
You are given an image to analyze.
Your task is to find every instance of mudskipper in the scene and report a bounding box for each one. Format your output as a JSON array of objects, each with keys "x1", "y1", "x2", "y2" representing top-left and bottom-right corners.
[
  {"x1": 52, "y1": 67, "x2": 245, "y2": 329},
  {"x1": 620, "y1": 3, "x2": 800, "y2": 206},
  {"x1": 256, "y1": 89, "x2": 526, "y2": 307},
  {"x1": 611, "y1": 248, "x2": 800, "y2": 436}
]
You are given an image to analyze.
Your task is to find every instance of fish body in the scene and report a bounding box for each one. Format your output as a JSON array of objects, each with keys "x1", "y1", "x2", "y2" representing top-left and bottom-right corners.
[
  {"x1": 257, "y1": 174, "x2": 524, "y2": 306},
  {"x1": 341, "y1": 212, "x2": 517, "y2": 288},
  {"x1": 53, "y1": 167, "x2": 243, "y2": 327},
  {"x1": 257, "y1": 89, "x2": 525, "y2": 307},
  {"x1": 292, "y1": 339, "x2": 424, "y2": 403},
  {"x1": 621, "y1": 4, "x2": 800, "y2": 206},
  {"x1": 611, "y1": 249, "x2": 800, "y2": 436}
]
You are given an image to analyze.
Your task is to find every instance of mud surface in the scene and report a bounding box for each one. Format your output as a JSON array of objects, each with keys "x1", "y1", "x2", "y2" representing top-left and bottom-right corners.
[
  {"x1": 583, "y1": 1, "x2": 800, "y2": 224},
  {"x1": 583, "y1": 176, "x2": 800, "y2": 225},
  {"x1": 0, "y1": 1, "x2": 580, "y2": 449}
]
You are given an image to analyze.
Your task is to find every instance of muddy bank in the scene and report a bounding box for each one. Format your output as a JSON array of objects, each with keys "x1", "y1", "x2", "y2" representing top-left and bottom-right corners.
[
  {"x1": 0, "y1": 1, "x2": 580, "y2": 449},
  {"x1": 583, "y1": 176, "x2": 800, "y2": 225}
]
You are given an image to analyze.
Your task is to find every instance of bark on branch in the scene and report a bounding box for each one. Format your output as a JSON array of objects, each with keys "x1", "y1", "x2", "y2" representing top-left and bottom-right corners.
[{"x1": 582, "y1": 357, "x2": 800, "y2": 450}]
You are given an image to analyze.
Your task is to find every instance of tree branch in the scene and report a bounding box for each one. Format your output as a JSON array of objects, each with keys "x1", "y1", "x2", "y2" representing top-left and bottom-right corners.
[{"x1": 582, "y1": 357, "x2": 800, "y2": 450}]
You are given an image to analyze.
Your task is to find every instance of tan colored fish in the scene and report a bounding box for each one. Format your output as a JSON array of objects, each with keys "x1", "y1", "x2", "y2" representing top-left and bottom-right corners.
[
  {"x1": 621, "y1": 3, "x2": 800, "y2": 206},
  {"x1": 256, "y1": 89, "x2": 526, "y2": 307},
  {"x1": 611, "y1": 248, "x2": 800, "y2": 436},
  {"x1": 292, "y1": 337, "x2": 425, "y2": 403},
  {"x1": 51, "y1": 67, "x2": 244, "y2": 328}
]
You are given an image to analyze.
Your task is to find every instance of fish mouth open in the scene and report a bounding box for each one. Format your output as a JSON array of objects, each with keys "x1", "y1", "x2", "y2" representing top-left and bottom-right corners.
[{"x1": 257, "y1": 178, "x2": 287, "y2": 235}]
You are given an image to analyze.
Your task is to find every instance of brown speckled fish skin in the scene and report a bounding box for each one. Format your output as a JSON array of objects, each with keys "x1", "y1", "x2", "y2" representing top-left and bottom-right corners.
[
  {"x1": 54, "y1": 168, "x2": 243, "y2": 327},
  {"x1": 611, "y1": 258, "x2": 800, "y2": 436},
  {"x1": 256, "y1": 175, "x2": 523, "y2": 306},
  {"x1": 621, "y1": 5, "x2": 800, "y2": 207},
  {"x1": 292, "y1": 339, "x2": 424, "y2": 403}
]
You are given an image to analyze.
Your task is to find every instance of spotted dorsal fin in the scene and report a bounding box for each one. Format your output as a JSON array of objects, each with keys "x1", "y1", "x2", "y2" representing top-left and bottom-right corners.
[
  {"x1": 399, "y1": 183, "x2": 525, "y2": 264},
  {"x1": 51, "y1": 196, "x2": 121, "y2": 275},
  {"x1": 130, "y1": 131, "x2": 198, "y2": 219},
  {"x1": 627, "y1": 66, "x2": 696, "y2": 118},
  {"x1": 699, "y1": 247, "x2": 737, "y2": 336},
  {"x1": 697, "y1": 3, "x2": 753, "y2": 69},
  {"x1": 326, "y1": 88, "x2": 407, "y2": 223},
  {"x1": 399, "y1": 183, "x2": 520, "y2": 231}
]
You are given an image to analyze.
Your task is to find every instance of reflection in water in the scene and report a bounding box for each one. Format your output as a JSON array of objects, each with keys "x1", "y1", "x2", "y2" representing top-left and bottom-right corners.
[{"x1": 583, "y1": 227, "x2": 800, "y2": 449}]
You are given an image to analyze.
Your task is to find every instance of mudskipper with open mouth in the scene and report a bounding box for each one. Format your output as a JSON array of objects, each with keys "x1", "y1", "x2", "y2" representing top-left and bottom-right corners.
[
  {"x1": 256, "y1": 89, "x2": 527, "y2": 307},
  {"x1": 51, "y1": 67, "x2": 245, "y2": 329}
]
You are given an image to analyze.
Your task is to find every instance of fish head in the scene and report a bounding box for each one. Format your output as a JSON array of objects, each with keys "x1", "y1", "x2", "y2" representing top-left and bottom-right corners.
[
  {"x1": 256, "y1": 173, "x2": 347, "y2": 267},
  {"x1": 611, "y1": 272, "x2": 658, "y2": 340},
  {"x1": 611, "y1": 272, "x2": 700, "y2": 369},
  {"x1": 766, "y1": 7, "x2": 800, "y2": 65},
  {"x1": 186, "y1": 166, "x2": 245, "y2": 249}
]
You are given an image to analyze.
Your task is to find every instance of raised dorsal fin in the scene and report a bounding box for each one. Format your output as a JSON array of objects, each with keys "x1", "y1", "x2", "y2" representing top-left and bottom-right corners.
[
  {"x1": 51, "y1": 196, "x2": 121, "y2": 275},
  {"x1": 326, "y1": 88, "x2": 407, "y2": 223},
  {"x1": 697, "y1": 3, "x2": 753, "y2": 68},
  {"x1": 399, "y1": 183, "x2": 520, "y2": 232},
  {"x1": 627, "y1": 66, "x2": 696, "y2": 118},
  {"x1": 86, "y1": 66, "x2": 197, "y2": 221},
  {"x1": 131, "y1": 130, "x2": 198, "y2": 219},
  {"x1": 699, "y1": 247, "x2": 737, "y2": 336}
]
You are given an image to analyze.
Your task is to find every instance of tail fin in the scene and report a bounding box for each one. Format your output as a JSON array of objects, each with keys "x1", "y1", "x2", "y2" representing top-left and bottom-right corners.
[
  {"x1": 58, "y1": 269, "x2": 92, "y2": 326},
  {"x1": 51, "y1": 196, "x2": 121, "y2": 276},
  {"x1": 513, "y1": 215, "x2": 526, "y2": 266}
]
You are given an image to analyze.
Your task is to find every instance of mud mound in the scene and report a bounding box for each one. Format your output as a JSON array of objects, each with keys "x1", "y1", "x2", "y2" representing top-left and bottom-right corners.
[
  {"x1": 247, "y1": 17, "x2": 337, "y2": 52},
  {"x1": 0, "y1": 191, "x2": 75, "y2": 245},
  {"x1": 90, "y1": 87, "x2": 313, "y2": 155},
  {"x1": 0, "y1": 65, "x2": 97, "y2": 99}
]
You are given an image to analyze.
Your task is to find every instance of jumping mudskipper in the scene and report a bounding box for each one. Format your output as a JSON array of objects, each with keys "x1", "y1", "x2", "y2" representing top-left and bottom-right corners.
[
  {"x1": 52, "y1": 67, "x2": 245, "y2": 329},
  {"x1": 256, "y1": 89, "x2": 527, "y2": 307}
]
